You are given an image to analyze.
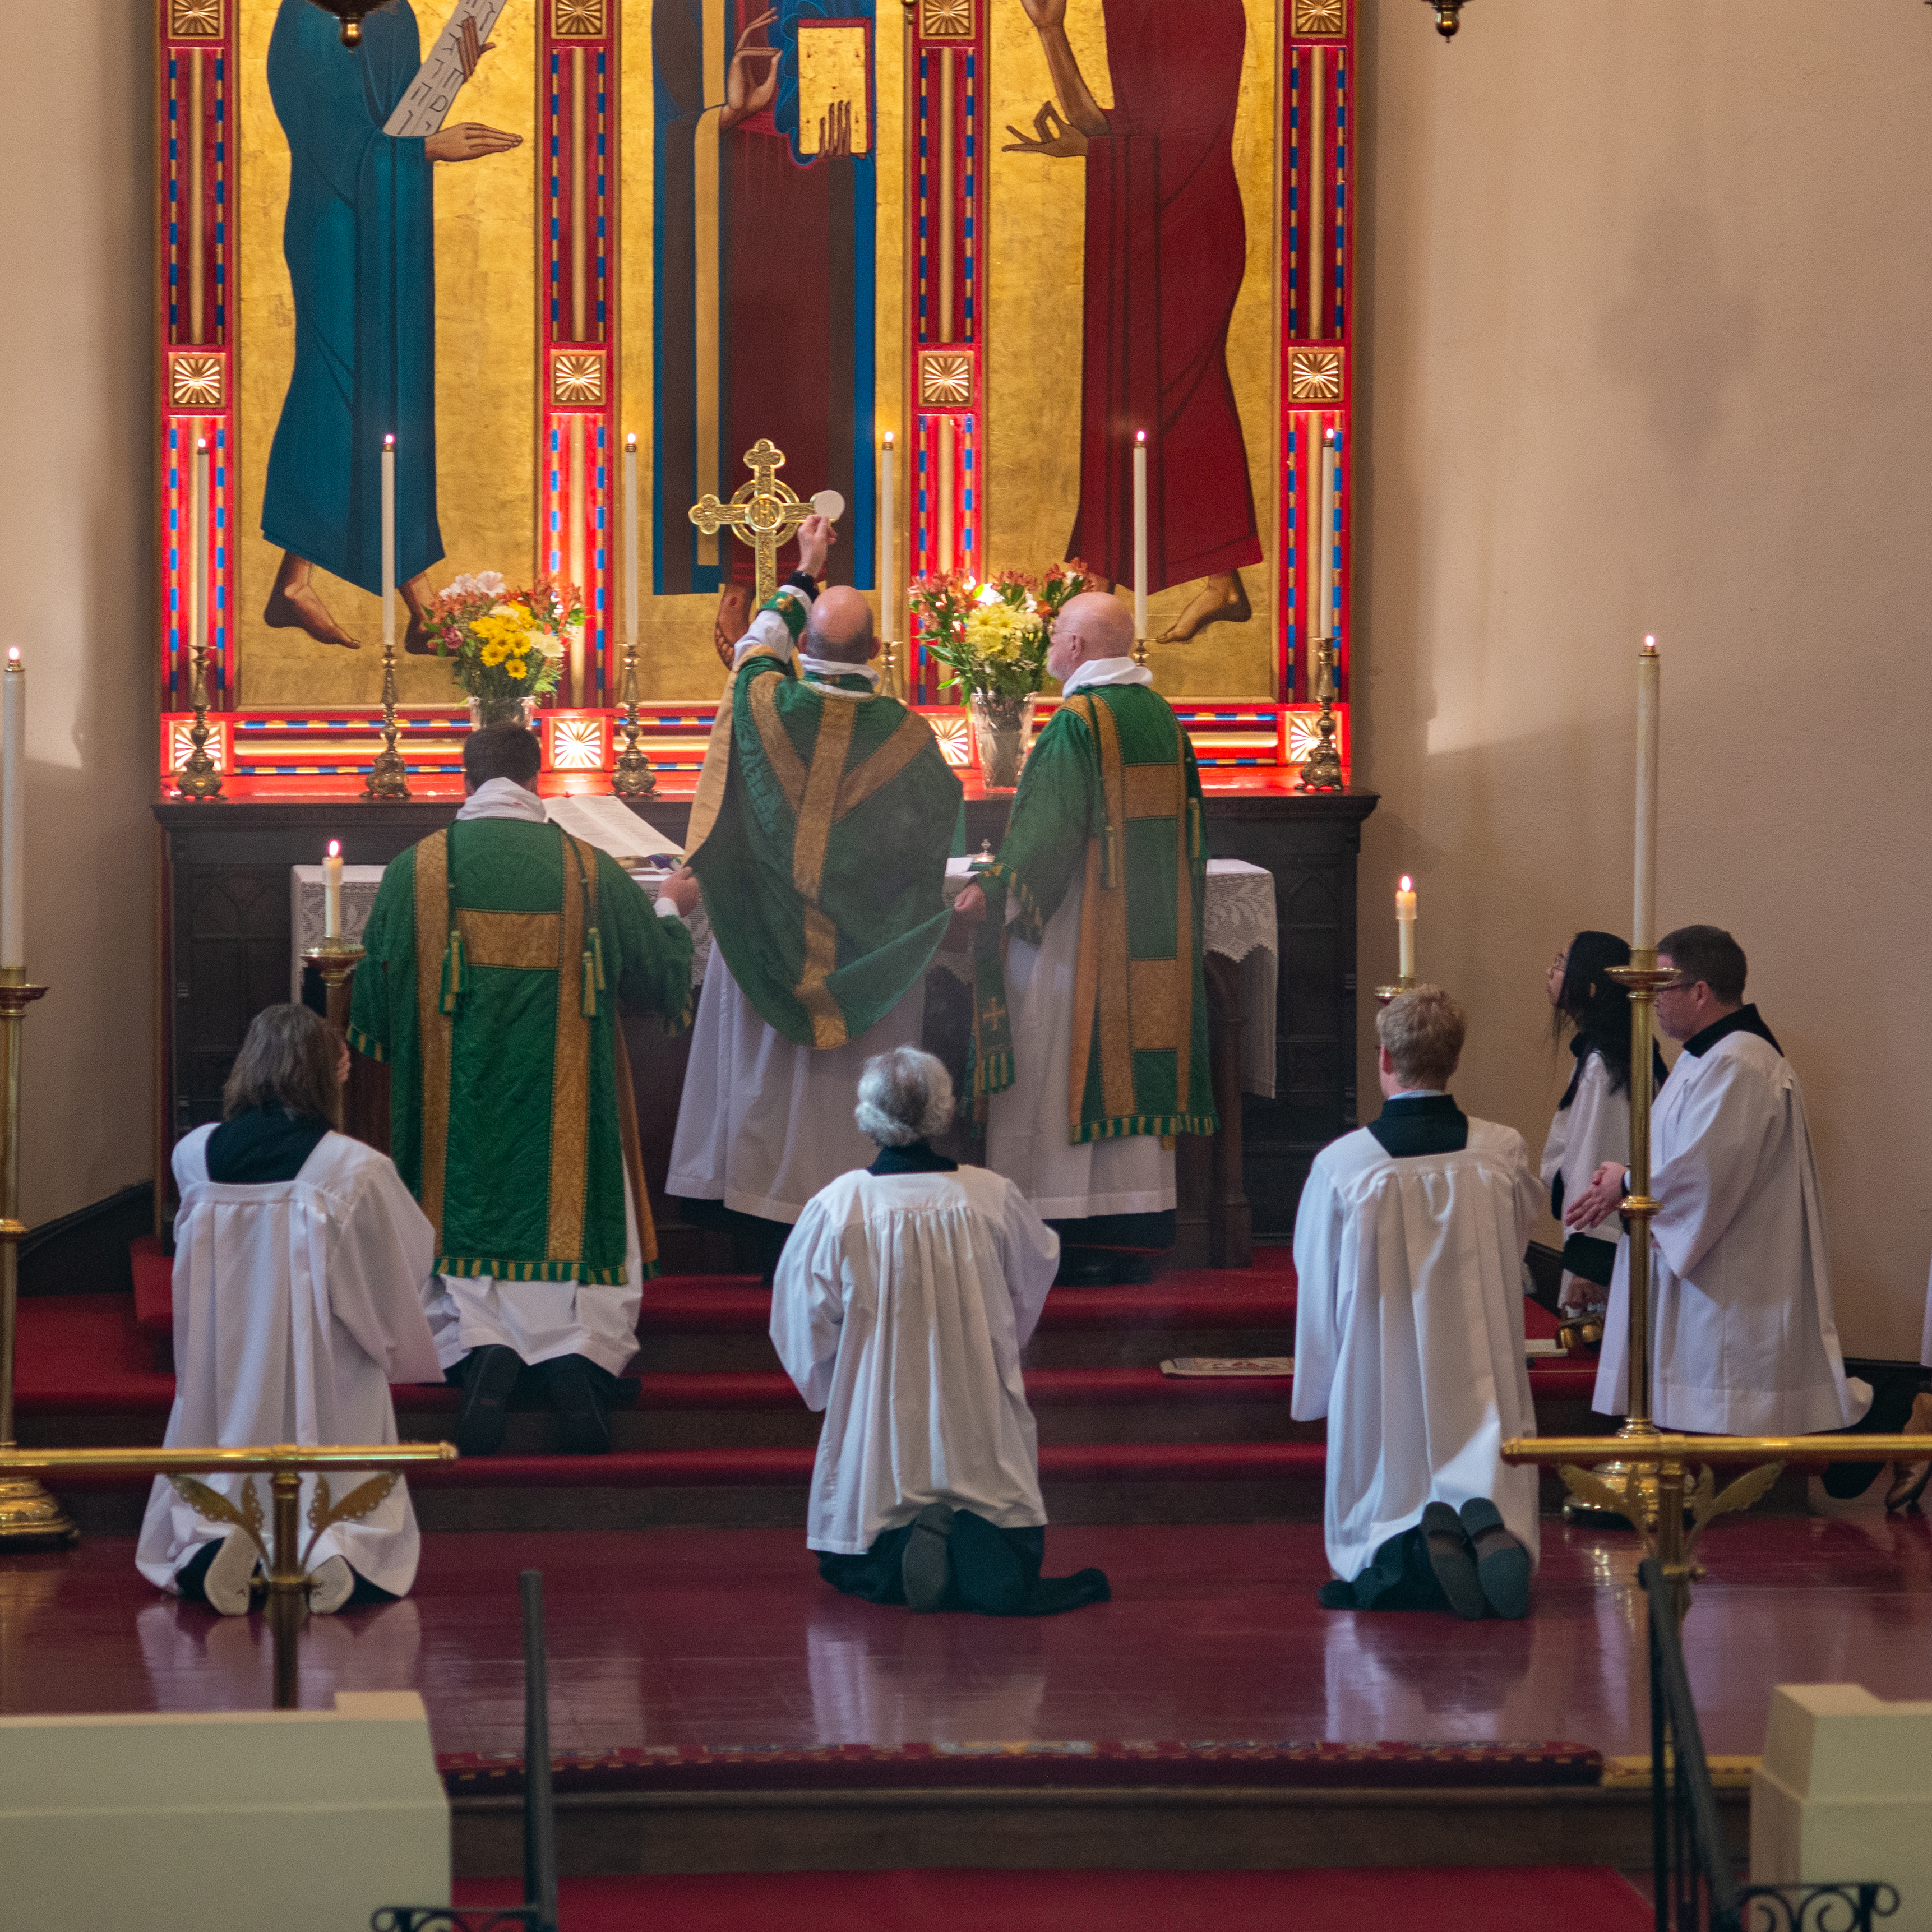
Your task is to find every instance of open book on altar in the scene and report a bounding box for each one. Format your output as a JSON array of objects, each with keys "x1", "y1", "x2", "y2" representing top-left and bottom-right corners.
[
  {"x1": 545, "y1": 794, "x2": 683, "y2": 868},
  {"x1": 383, "y1": 0, "x2": 514, "y2": 139}
]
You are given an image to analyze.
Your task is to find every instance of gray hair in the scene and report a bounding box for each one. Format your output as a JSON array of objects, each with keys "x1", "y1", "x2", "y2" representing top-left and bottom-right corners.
[{"x1": 854, "y1": 1047, "x2": 955, "y2": 1147}]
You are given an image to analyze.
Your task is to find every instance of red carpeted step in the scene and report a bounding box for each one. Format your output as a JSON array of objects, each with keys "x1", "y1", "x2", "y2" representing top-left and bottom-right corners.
[
  {"x1": 130, "y1": 1236, "x2": 173, "y2": 1341},
  {"x1": 12, "y1": 1295, "x2": 177, "y2": 1414}
]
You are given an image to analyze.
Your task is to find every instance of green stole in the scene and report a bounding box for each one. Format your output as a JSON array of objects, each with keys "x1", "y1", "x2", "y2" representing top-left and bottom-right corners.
[
  {"x1": 686, "y1": 612, "x2": 965, "y2": 1050},
  {"x1": 970, "y1": 682, "x2": 1217, "y2": 1143}
]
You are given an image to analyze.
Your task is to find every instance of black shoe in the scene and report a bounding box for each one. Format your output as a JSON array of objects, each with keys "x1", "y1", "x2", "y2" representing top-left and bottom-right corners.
[
  {"x1": 902, "y1": 1503, "x2": 955, "y2": 1612},
  {"x1": 454, "y1": 1345, "x2": 524, "y2": 1458},
  {"x1": 1421, "y1": 1501, "x2": 1486, "y2": 1620},
  {"x1": 543, "y1": 1355, "x2": 614, "y2": 1456},
  {"x1": 1460, "y1": 1498, "x2": 1531, "y2": 1620}
]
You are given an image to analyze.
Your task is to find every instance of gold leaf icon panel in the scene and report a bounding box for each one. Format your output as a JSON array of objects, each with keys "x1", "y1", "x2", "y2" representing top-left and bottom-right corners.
[
  {"x1": 170, "y1": 355, "x2": 226, "y2": 409},
  {"x1": 552, "y1": 354, "x2": 606, "y2": 405},
  {"x1": 919, "y1": 352, "x2": 973, "y2": 408},
  {"x1": 1288, "y1": 348, "x2": 1344, "y2": 403}
]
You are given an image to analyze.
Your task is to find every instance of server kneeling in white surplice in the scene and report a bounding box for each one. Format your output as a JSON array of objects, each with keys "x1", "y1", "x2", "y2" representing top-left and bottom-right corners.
[
  {"x1": 1293, "y1": 987, "x2": 1541, "y2": 1620},
  {"x1": 137, "y1": 1004, "x2": 442, "y2": 1616},
  {"x1": 770, "y1": 1048, "x2": 1110, "y2": 1616}
]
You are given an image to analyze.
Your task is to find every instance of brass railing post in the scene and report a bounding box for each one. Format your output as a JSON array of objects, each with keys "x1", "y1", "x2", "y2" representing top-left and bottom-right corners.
[{"x1": 267, "y1": 1463, "x2": 304, "y2": 1709}]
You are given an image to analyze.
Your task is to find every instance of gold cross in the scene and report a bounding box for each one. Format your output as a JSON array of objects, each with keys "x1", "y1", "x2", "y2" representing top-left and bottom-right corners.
[
  {"x1": 689, "y1": 438, "x2": 819, "y2": 606},
  {"x1": 982, "y1": 997, "x2": 1007, "y2": 1030}
]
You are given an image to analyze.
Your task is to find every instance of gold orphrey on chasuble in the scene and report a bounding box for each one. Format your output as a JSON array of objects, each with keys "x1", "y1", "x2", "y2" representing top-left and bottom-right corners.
[
  {"x1": 1066, "y1": 694, "x2": 1195, "y2": 1137},
  {"x1": 410, "y1": 828, "x2": 599, "y2": 1274}
]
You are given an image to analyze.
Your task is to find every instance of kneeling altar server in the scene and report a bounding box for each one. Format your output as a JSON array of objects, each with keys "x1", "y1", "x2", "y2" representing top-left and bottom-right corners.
[
  {"x1": 349, "y1": 724, "x2": 695, "y2": 1456},
  {"x1": 1294, "y1": 987, "x2": 1541, "y2": 1619},
  {"x1": 771, "y1": 1048, "x2": 1110, "y2": 1615},
  {"x1": 1568, "y1": 924, "x2": 1869, "y2": 1434},
  {"x1": 138, "y1": 1004, "x2": 443, "y2": 1614},
  {"x1": 663, "y1": 514, "x2": 964, "y2": 1265},
  {"x1": 952, "y1": 591, "x2": 1215, "y2": 1282}
]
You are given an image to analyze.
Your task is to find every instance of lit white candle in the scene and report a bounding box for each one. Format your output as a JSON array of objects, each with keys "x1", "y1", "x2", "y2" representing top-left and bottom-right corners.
[
  {"x1": 625, "y1": 432, "x2": 640, "y2": 659},
  {"x1": 1133, "y1": 430, "x2": 1149, "y2": 641},
  {"x1": 0, "y1": 651, "x2": 23, "y2": 972},
  {"x1": 1634, "y1": 635, "x2": 1660, "y2": 951},
  {"x1": 381, "y1": 433, "x2": 396, "y2": 657},
  {"x1": 1315, "y1": 427, "x2": 1338, "y2": 643},
  {"x1": 323, "y1": 839, "x2": 343, "y2": 942},
  {"x1": 880, "y1": 431, "x2": 896, "y2": 655},
  {"x1": 1395, "y1": 873, "x2": 1417, "y2": 982}
]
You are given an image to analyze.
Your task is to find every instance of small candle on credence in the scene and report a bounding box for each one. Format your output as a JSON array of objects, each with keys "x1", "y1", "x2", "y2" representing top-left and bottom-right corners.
[
  {"x1": 1634, "y1": 635, "x2": 1660, "y2": 953},
  {"x1": 1133, "y1": 430, "x2": 1149, "y2": 643},
  {"x1": 323, "y1": 840, "x2": 343, "y2": 942},
  {"x1": 381, "y1": 434, "x2": 397, "y2": 657},
  {"x1": 624, "y1": 433, "x2": 640, "y2": 657},
  {"x1": 880, "y1": 432, "x2": 896, "y2": 657},
  {"x1": 0, "y1": 651, "x2": 23, "y2": 973},
  {"x1": 1395, "y1": 873, "x2": 1417, "y2": 982}
]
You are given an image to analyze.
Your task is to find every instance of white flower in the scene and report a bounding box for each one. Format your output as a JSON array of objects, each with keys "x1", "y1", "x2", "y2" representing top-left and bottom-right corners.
[
  {"x1": 534, "y1": 630, "x2": 567, "y2": 659},
  {"x1": 446, "y1": 570, "x2": 507, "y2": 600}
]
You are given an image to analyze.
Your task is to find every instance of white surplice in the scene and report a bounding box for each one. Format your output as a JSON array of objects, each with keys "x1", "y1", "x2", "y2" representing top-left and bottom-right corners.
[
  {"x1": 770, "y1": 1163, "x2": 1060, "y2": 1554},
  {"x1": 982, "y1": 657, "x2": 1174, "y2": 1221},
  {"x1": 137, "y1": 1127, "x2": 443, "y2": 1597},
  {"x1": 1292, "y1": 1118, "x2": 1543, "y2": 1583},
  {"x1": 1540, "y1": 1050, "x2": 1633, "y2": 1314},
  {"x1": 420, "y1": 777, "x2": 660, "y2": 1374},
  {"x1": 1593, "y1": 1028, "x2": 1869, "y2": 1434}
]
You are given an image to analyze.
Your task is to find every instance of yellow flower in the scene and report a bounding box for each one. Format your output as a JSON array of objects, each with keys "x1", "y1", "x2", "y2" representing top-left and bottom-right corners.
[
  {"x1": 504, "y1": 657, "x2": 528, "y2": 680},
  {"x1": 480, "y1": 641, "x2": 507, "y2": 667}
]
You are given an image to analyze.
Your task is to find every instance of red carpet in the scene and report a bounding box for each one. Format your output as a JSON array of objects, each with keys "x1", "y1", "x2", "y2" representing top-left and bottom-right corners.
[{"x1": 451, "y1": 1866, "x2": 1650, "y2": 1932}]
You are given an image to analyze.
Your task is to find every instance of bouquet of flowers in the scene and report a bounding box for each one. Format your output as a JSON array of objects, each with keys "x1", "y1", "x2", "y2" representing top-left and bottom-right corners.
[
  {"x1": 423, "y1": 572, "x2": 580, "y2": 721},
  {"x1": 909, "y1": 563, "x2": 1090, "y2": 704}
]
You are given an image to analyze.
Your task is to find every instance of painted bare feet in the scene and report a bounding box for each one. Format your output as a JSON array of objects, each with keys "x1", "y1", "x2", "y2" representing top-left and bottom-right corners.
[
  {"x1": 714, "y1": 583, "x2": 752, "y2": 668},
  {"x1": 264, "y1": 566, "x2": 360, "y2": 649},
  {"x1": 1157, "y1": 570, "x2": 1251, "y2": 644}
]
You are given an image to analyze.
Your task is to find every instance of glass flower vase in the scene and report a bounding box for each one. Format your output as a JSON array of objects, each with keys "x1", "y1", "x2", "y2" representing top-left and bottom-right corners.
[
  {"x1": 468, "y1": 694, "x2": 539, "y2": 731},
  {"x1": 968, "y1": 691, "x2": 1036, "y2": 791}
]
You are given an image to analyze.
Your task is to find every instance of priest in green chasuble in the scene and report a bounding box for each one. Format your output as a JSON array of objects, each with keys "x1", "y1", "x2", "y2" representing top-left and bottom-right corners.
[
  {"x1": 954, "y1": 592, "x2": 1215, "y2": 1282},
  {"x1": 663, "y1": 515, "x2": 965, "y2": 1267},
  {"x1": 349, "y1": 726, "x2": 695, "y2": 1454}
]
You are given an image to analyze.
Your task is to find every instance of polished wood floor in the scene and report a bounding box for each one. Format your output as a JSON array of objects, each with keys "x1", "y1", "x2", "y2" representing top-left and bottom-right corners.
[{"x1": 3, "y1": 1511, "x2": 1928, "y2": 1760}]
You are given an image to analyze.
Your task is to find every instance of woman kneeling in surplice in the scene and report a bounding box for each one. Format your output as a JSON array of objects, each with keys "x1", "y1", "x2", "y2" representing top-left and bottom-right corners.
[
  {"x1": 137, "y1": 1004, "x2": 443, "y2": 1615},
  {"x1": 771, "y1": 1048, "x2": 1110, "y2": 1616},
  {"x1": 1293, "y1": 987, "x2": 1542, "y2": 1620}
]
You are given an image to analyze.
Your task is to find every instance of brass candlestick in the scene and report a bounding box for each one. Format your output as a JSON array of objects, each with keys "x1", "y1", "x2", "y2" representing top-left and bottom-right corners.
[
  {"x1": 0, "y1": 971, "x2": 74, "y2": 1550},
  {"x1": 365, "y1": 636, "x2": 410, "y2": 801},
  {"x1": 611, "y1": 635, "x2": 655, "y2": 799},
  {"x1": 1373, "y1": 976, "x2": 1417, "y2": 1006},
  {"x1": 1297, "y1": 637, "x2": 1345, "y2": 793},
  {"x1": 301, "y1": 941, "x2": 366, "y2": 1034},
  {"x1": 1560, "y1": 951, "x2": 1681, "y2": 1531},
  {"x1": 172, "y1": 628, "x2": 223, "y2": 802}
]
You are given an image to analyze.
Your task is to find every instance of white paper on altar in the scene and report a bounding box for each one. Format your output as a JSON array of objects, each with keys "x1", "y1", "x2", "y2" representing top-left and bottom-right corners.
[
  {"x1": 545, "y1": 792, "x2": 684, "y2": 865},
  {"x1": 382, "y1": 0, "x2": 515, "y2": 138},
  {"x1": 936, "y1": 856, "x2": 1279, "y2": 1098}
]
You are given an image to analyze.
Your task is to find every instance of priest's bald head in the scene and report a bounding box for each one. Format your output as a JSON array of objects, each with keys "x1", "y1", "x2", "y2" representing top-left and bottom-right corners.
[
  {"x1": 1047, "y1": 591, "x2": 1135, "y2": 684},
  {"x1": 805, "y1": 585, "x2": 877, "y2": 665}
]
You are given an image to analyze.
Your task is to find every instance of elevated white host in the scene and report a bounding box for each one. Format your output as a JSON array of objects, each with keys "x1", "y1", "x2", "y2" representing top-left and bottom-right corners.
[{"x1": 811, "y1": 489, "x2": 847, "y2": 523}]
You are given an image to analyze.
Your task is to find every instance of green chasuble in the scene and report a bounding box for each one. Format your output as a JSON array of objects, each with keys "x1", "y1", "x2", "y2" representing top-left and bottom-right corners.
[
  {"x1": 971, "y1": 682, "x2": 1217, "y2": 1143},
  {"x1": 686, "y1": 591, "x2": 964, "y2": 1050},
  {"x1": 348, "y1": 820, "x2": 694, "y2": 1282}
]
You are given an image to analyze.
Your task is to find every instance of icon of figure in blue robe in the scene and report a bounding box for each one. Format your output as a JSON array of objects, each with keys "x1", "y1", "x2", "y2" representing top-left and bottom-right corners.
[{"x1": 260, "y1": 0, "x2": 520, "y2": 651}]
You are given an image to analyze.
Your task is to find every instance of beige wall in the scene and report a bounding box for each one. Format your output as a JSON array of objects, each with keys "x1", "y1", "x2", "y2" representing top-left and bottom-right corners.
[
  {"x1": 1356, "y1": 0, "x2": 1932, "y2": 1356},
  {"x1": 0, "y1": 0, "x2": 156, "y2": 1226}
]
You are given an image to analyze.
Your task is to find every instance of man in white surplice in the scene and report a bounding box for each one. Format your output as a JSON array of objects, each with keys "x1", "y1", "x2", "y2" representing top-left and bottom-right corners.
[
  {"x1": 770, "y1": 1048, "x2": 1110, "y2": 1616},
  {"x1": 1566, "y1": 923, "x2": 1870, "y2": 1435},
  {"x1": 1293, "y1": 987, "x2": 1541, "y2": 1620},
  {"x1": 137, "y1": 1004, "x2": 442, "y2": 1615}
]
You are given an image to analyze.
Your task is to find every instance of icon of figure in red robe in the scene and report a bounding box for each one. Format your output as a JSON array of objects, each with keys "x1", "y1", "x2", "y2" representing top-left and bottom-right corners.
[{"x1": 1004, "y1": 0, "x2": 1260, "y2": 644}]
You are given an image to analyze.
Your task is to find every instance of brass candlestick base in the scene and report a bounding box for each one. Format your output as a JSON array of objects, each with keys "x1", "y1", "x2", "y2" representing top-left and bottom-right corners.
[
  {"x1": 364, "y1": 637, "x2": 410, "y2": 801},
  {"x1": 1297, "y1": 638, "x2": 1345, "y2": 793},
  {"x1": 1374, "y1": 977, "x2": 1417, "y2": 1006},
  {"x1": 611, "y1": 639, "x2": 655, "y2": 798},
  {"x1": 301, "y1": 942, "x2": 366, "y2": 1033},
  {"x1": 0, "y1": 978, "x2": 73, "y2": 1551},
  {"x1": 173, "y1": 635, "x2": 224, "y2": 802},
  {"x1": 1133, "y1": 632, "x2": 1150, "y2": 669}
]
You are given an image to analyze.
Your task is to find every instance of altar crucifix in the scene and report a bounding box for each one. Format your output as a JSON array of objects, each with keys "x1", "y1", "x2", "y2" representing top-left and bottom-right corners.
[{"x1": 689, "y1": 438, "x2": 845, "y2": 624}]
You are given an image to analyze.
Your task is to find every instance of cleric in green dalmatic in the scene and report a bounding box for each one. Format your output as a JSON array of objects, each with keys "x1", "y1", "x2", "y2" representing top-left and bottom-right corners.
[{"x1": 349, "y1": 728, "x2": 694, "y2": 1456}]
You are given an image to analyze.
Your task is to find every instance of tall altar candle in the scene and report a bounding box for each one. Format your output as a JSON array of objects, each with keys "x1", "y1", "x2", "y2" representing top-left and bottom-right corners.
[
  {"x1": 1132, "y1": 431, "x2": 1149, "y2": 641},
  {"x1": 381, "y1": 434, "x2": 396, "y2": 657},
  {"x1": 624, "y1": 433, "x2": 640, "y2": 655},
  {"x1": 1395, "y1": 873, "x2": 1417, "y2": 982},
  {"x1": 323, "y1": 839, "x2": 343, "y2": 942},
  {"x1": 1, "y1": 653, "x2": 23, "y2": 972},
  {"x1": 1316, "y1": 427, "x2": 1338, "y2": 642},
  {"x1": 1634, "y1": 635, "x2": 1660, "y2": 951},
  {"x1": 880, "y1": 432, "x2": 896, "y2": 653}
]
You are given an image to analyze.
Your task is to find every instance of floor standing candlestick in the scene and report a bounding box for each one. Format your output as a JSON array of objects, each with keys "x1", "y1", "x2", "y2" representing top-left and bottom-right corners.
[
  {"x1": 173, "y1": 438, "x2": 223, "y2": 801},
  {"x1": 366, "y1": 433, "x2": 410, "y2": 801},
  {"x1": 613, "y1": 432, "x2": 655, "y2": 798}
]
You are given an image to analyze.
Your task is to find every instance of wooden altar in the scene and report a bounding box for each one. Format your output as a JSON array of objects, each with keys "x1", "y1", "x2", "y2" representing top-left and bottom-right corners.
[{"x1": 152, "y1": 781, "x2": 1376, "y2": 1263}]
